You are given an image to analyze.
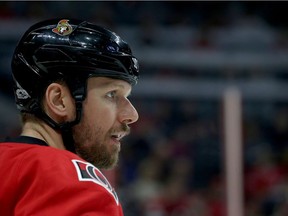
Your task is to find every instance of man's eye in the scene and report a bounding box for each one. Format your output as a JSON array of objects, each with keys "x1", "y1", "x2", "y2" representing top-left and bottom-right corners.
[{"x1": 107, "y1": 91, "x2": 116, "y2": 98}]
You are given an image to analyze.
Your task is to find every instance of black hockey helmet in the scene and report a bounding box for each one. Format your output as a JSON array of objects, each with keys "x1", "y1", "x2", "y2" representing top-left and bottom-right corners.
[
  {"x1": 11, "y1": 18, "x2": 139, "y2": 152},
  {"x1": 12, "y1": 18, "x2": 139, "y2": 114}
]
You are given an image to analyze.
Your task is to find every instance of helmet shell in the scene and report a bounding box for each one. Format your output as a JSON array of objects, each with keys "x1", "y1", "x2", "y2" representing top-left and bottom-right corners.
[{"x1": 11, "y1": 18, "x2": 139, "y2": 113}]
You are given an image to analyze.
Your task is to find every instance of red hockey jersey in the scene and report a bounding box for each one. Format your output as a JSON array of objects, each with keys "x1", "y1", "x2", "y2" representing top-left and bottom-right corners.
[{"x1": 0, "y1": 136, "x2": 124, "y2": 216}]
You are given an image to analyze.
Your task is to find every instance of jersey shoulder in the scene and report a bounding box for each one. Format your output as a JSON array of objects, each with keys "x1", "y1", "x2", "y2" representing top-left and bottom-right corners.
[
  {"x1": 6, "y1": 143, "x2": 119, "y2": 205},
  {"x1": 0, "y1": 142, "x2": 122, "y2": 215}
]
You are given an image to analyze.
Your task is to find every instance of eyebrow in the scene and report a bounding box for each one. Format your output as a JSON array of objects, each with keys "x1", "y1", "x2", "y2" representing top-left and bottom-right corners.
[
  {"x1": 111, "y1": 83, "x2": 126, "y2": 89},
  {"x1": 98, "y1": 80, "x2": 132, "y2": 96},
  {"x1": 102, "y1": 82, "x2": 126, "y2": 90}
]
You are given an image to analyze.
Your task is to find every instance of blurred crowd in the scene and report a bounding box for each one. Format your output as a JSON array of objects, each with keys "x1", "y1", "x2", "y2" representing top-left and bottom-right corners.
[
  {"x1": 116, "y1": 99, "x2": 288, "y2": 216},
  {"x1": 1, "y1": 2, "x2": 288, "y2": 216}
]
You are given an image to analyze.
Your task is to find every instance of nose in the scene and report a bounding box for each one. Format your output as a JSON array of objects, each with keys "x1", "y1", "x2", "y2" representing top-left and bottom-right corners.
[{"x1": 119, "y1": 99, "x2": 139, "y2": 125}]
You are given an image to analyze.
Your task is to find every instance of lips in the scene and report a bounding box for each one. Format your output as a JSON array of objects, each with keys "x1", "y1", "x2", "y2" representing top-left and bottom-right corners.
[
  {"x1": 110, "y1": 125, "x2": 130, "y2": 144},
  {"x1": 111, "y1": 132, "x2": 127, "y2": 142}
]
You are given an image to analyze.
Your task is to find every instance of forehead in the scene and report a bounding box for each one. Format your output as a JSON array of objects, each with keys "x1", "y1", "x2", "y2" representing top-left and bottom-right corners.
[{"x1": 87, "y1": 77, "x2": 132, "y2": 91}]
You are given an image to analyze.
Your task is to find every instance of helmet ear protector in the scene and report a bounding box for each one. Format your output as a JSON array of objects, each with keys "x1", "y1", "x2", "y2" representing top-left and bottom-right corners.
[{"x1": 11, "y1": 18, "x2": 139, "y2": 152}]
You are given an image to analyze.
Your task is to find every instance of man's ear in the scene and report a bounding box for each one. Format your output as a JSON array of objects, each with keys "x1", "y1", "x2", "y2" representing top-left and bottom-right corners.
[{"x1": 44, "y1": 83, "x2": 75, "y2": 122}]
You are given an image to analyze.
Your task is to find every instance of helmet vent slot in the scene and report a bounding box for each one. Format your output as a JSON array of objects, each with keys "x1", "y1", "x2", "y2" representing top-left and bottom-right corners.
[{"x1": 35, "y1": 47, "x2": 73, "y2": 63}]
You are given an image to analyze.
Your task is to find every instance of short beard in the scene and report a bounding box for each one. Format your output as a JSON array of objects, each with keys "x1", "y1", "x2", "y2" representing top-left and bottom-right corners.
[
  {"x1": 75, "y1": 139, "x2": 119, "y2": 170},
  {"x1": 72, "y1": 122, "x2": 130, "y2": 170}
]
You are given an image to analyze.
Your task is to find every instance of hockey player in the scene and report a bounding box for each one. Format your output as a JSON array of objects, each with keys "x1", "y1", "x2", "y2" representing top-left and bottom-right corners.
[{"x1": 0, "y1": 18, "x2": 139, "y2": 215}]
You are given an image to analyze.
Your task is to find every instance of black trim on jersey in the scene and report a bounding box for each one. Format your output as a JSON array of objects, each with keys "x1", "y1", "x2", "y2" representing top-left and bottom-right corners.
[{"x1": 4, "y1": 136, "x2": 48, "y2": 146}]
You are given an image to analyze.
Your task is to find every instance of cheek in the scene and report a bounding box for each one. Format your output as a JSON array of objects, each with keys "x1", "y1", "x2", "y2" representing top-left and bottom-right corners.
[{"x1": 83, "y1": 99, "x2": 116, "y2": 129}]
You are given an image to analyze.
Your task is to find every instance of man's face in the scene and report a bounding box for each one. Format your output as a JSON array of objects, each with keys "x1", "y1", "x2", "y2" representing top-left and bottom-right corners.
[{"x1": 72, "y1": 77, "x2": 139, "y2": 169}]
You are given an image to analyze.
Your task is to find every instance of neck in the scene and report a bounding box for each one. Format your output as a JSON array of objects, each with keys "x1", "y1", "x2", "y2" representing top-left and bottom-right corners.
[{"x1": 21, "y1": 120, "x2": 65, "y2": 150}]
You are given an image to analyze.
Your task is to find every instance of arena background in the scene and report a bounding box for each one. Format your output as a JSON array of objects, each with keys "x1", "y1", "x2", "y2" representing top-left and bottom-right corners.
[{"x1": 1, "y1": 2, "x2": 288, "y2": 215}]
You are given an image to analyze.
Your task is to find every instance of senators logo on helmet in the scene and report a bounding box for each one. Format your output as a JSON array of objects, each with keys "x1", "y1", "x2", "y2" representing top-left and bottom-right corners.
[{"x1": 52, "y1": 19, "x2": 73, "y2": 36}]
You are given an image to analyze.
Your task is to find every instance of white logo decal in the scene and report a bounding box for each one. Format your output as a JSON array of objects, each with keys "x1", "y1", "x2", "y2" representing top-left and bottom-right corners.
[{"x1": 15, "y1": 81, "x2": 30, "y2": 99}]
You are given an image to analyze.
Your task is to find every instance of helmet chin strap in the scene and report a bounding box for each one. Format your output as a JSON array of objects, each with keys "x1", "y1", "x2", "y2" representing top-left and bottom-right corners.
[{"x1": 33, "y1": 96, "x2": 84, "y2": 153}]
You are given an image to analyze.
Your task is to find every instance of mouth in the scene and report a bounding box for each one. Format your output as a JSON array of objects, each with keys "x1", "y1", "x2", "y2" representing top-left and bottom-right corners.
[{"x1": 111, "y1": 132, "x2": 127, "y2": 143}]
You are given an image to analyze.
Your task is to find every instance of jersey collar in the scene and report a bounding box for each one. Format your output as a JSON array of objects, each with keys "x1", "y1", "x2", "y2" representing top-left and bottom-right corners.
[{"x1": 4, "y1": 136, "x2": 48, "y2": 146}]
